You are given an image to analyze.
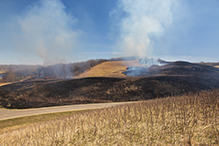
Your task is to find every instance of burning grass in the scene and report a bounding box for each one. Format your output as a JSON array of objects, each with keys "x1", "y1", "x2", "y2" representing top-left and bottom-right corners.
[{"x1": 1, "y1": 89, "x2": 219, "y2": 145}]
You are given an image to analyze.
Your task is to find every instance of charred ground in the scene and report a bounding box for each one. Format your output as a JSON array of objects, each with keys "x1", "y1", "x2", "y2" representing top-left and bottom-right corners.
[{"x1": 0, "y1": 61, "x2": 219, "y2": 109}]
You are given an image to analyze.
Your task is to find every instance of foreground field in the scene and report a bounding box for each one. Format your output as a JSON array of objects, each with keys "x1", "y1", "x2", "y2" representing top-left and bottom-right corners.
[
  {"x1": 0, "y1": 110, "x2": 92, "y2": 135},
  {"x1": 1, "y1": 89, "x2": 218, "y2": 145}
]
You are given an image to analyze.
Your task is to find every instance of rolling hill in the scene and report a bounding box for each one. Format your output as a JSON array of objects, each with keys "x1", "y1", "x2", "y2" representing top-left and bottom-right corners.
[
  {"x1": 75, "y1": 59, "x2": 143, "y2": 78},
  {"x1": 1, "y1": 60, "x2": 219, "y2": 109}
]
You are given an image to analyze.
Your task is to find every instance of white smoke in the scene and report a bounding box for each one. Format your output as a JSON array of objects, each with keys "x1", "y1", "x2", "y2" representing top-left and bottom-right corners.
[
  {"x1": 11, "y1": 0, "x2": 81, "y2": 65},
  {"x1": 111, "y1": 0, "x2": 178, "y2": 58}
]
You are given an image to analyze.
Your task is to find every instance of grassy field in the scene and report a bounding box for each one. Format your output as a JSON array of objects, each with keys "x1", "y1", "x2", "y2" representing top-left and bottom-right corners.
[
  {"x1": 0, "y1": 110, "x2": 95, "y2": 135},
  {"x1": 76, "y1": 60, "x2": 142, "y2": 78},
  {"x1": 1, "y1": 89, "x2": 218, "y2": 145}
]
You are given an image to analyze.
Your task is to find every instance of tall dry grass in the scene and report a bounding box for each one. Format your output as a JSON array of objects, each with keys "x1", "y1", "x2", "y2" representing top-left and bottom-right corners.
[{"x1": 1, "y1": 89, "x2": 219, "y2": 145}]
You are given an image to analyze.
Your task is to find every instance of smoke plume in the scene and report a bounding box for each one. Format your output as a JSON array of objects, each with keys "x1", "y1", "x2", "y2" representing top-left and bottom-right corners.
[
  {"x1": 11, "y1": 0, "x2": 81, "y2": 65},
  {"x1": 112, "y1": 0, "x2": 177, "y2": 58}
]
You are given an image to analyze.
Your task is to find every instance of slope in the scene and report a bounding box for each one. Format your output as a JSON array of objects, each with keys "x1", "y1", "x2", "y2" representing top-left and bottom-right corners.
[{"x1": 75, "y1": 60, "x2": 142, "y2": 78}]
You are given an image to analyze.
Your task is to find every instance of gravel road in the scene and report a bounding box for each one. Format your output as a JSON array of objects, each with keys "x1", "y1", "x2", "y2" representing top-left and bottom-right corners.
[{"x1": 0, "y1": 102, "x2": 136, "y2": 121}]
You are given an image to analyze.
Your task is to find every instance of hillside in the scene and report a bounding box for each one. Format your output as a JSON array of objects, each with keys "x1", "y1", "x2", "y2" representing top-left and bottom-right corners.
[
  {"x1": 1, "y1": 61, "x2": 219, "y2": 109},
  {"x1": 0, "y1": 59, "x2": 107, "y2": 82},
  {"x1": 75, "y1": 59, "x2": 143, "y2": 78},
  {"x1": 123, "y1": 61, "x2": 219, "y2": 77}
]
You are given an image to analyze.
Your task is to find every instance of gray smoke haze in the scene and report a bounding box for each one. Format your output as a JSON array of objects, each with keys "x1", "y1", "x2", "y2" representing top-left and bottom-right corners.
[
  {"x1": 111, "y1": 0, "x2": 179, "y2": 58},
  {"x1": 10, "y1": 0, "x2": 81, "y2": 65}
]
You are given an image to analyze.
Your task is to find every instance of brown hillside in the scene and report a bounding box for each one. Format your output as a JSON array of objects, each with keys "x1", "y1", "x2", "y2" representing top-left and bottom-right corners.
[
  {"x1": 1, "y1": 61, "x2": 219, "y2": 109},
  {"x1": 75, "y1": 60, "x2": 142, "y2": 78}
]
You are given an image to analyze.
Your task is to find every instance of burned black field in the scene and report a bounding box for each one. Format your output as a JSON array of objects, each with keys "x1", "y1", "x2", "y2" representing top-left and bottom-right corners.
[{"x1": 1, "y1": 61, "x2": 219, "y2": 109}]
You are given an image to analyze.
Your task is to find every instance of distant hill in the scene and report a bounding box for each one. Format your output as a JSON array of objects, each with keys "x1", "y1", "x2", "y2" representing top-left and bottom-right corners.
[
  {"x1": 75, "y1": 59, "x2": 143, "y2": 78},
  {"x1": 123, "y1": 61, "x2": 219, "y2": 77},
  {"x1": 0, "y1": 59, "x2": 107, "y2": 82}
]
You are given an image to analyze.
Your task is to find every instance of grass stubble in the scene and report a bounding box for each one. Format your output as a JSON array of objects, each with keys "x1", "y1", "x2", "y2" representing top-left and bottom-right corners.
[
  {"x1": 0, "y1": 89, "x2": 218, "y2": 145},
  {"x1": 0, "y1": 110, "x2": 95, "y2": 134}
]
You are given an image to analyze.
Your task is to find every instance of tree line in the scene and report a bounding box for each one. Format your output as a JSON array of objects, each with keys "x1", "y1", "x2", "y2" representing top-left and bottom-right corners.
[
  {"x1": 0, "y1": 56, "x2": 149, "y2": 82},
  {"x1": 0, "y1": 59, "x2": 107, "y2": 82}
]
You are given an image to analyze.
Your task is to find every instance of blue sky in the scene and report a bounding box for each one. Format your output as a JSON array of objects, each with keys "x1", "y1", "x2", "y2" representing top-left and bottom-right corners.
[{"x1": 0, "y1": 0, "x2": 219, "y2": 65}]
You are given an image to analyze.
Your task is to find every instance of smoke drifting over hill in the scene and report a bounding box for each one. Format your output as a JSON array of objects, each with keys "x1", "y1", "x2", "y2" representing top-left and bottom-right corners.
[
  {"x1": 111, "y1": 0, "x2": 179, "y2": 58},
  {"x1": 9, "y1": 0, "x2": 81, "y2": 65}
]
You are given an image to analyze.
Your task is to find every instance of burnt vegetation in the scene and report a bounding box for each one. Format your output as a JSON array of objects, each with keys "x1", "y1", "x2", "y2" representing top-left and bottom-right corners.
[
  {"x1": 123, "y1": 61, "x2": 219, "y2": 77},
  {"x1": 0, "y1": 59, "x2": 219, "y2": 109}
]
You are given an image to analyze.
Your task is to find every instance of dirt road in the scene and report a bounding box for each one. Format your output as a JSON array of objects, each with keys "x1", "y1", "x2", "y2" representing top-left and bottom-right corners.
[
  {"x1": 0, "y1": 102, "x2": 136, "y2": 121},
  {"x1": 0, "y1": 76, "x2": 32, "y2": 87}
]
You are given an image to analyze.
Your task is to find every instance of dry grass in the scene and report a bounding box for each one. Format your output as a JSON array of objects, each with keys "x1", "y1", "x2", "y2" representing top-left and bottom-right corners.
[
  {"x1": 0, "y1": 110, "x2": 95, "y2": 134},
  {"x1": 215, "y1": 65, "x2": 219, "y2": 68},
  {"x1": 0, "y1": 82, "x2": 12, "y2": 87},
  {"x1": 1, "y1": 89, "x2": 219, "y2": 145},
  {"x1": 75, "y1": 60, "x2": 143, "y2": 78},
  {"x1": 0, "y1": 81, "x2": 16, "y2": 87}
]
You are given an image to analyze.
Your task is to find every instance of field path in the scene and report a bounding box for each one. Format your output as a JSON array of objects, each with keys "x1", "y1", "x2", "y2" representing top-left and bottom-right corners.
[
  {"x1": 0, "y1": 76, "x2": 32, "y2": 87},
  {"x1": 0, "y1": 102, "x2": 136, "y2": 121}
]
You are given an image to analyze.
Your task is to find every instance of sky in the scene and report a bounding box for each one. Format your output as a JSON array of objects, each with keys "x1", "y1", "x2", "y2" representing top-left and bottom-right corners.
[{"x1": 0, "y1": 0, "x2": 219, "y2": 65}]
